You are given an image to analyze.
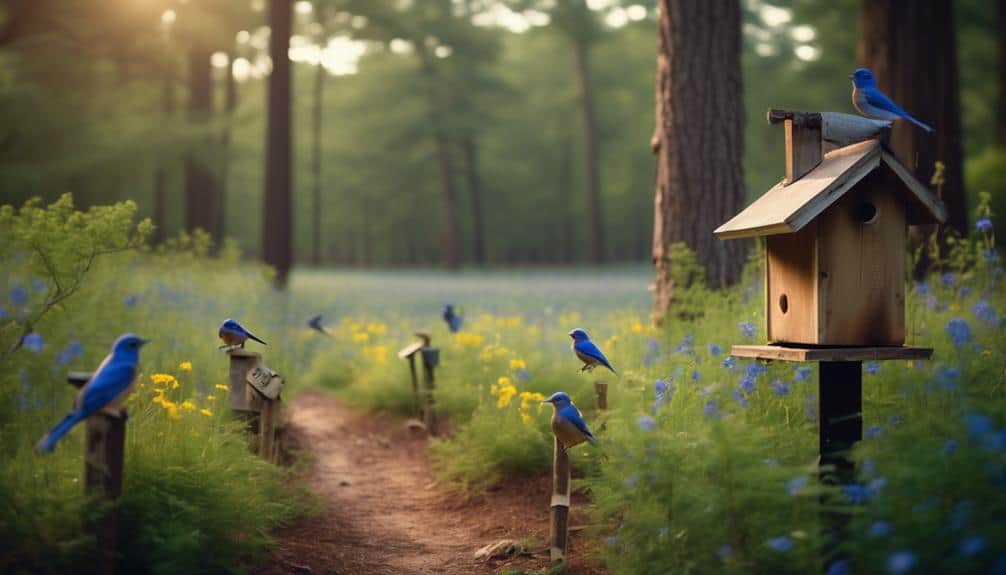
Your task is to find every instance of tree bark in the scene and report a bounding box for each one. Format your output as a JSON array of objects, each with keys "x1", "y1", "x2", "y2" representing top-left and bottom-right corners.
[
  {"x1": 858, "y1": 0, "x2": 966, "y2": 236},
  {"x1": 263, "y1": 0, "x2": 293, "y2": 286},
  {"x1": 652, "y1": 0, "x2": 747, "y2": 323},
  {"x1": 462, "y1": 136, "x2": 486, "y2": 265},
  {"x1": 559, "y1": 128, "x2": 574, "y2": 263},
  {"x1": 216, "y1": 52, "x2": 238, "y2": 246},
  {"x1": 573, "y1": 39, "x2": 604, "y2": 264},
  {"x1": 153, "y1": 52, "x2": 175, "y2": 245},
  {"x1": 184, "y1": 45, "x2": 217, "y2": 235},
  {"x1": 311, "y1": 61, "x2": 325, "y2": 266}
]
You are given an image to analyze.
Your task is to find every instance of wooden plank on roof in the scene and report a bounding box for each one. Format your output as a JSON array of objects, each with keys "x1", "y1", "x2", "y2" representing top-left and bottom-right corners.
[
  {"x1": 729, "y1": 344, "x2": 933, "y2": 362},
  {"x1": 879, "y1": 150, "x2": 948, "y2": 224},
  {"x1": 714, "y1": 140, "x2": 880, "y2": 239}
]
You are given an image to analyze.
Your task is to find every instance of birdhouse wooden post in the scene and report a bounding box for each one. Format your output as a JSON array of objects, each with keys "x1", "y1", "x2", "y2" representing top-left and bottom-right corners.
[
  {"x1": 715, "y1": 109, "x2": 947, "y2": 568},
  {"x1": 68, "y1": 371, "x2": 123, "y2": 575},
  {"x1": 227, "y1": 350, "x2": 283, "y2": 462},
  {"x1": 420, "y1": 343, "x2": 439, "y2": 436},
  {"x1": 397, "y1": 332, "x2": 430, "y2": 418},
  {"x1": 549, "y1": 437, "x2": 571, "y2": 564}
]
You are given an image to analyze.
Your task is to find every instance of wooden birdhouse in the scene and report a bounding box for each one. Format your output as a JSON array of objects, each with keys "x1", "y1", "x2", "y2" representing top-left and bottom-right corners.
[{"x1": 715, "y1": 109, "x2": 947, "y2": 346}]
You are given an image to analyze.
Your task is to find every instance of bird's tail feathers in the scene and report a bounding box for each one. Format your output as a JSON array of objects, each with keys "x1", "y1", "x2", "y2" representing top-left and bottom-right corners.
[
  {"x1": 36, "y1": 412, "x2": 83, "y2": 453},
  {"x1": 906, "y1": 114, "x2": 933, "y2": 132},
  {"x1": 585, "y1": 434, "x2": 598, "y2": 446},
  {"x1": 248, "y1": 333, "x2": 268, "y2": 345}
]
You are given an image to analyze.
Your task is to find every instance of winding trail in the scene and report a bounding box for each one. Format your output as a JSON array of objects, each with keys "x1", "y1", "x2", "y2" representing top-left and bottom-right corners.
[{"x1": 252, "y1": 391, "x2": 601, "y2": 575}]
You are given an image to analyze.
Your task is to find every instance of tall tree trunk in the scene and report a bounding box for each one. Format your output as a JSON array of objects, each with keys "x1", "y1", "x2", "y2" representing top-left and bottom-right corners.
[
  {"x1": 559, "y1": 128, "x2": 574, "y2": 263},
  {"x1": 462, "y1": 136, "x2": 486, "y2": 265},
  {"x1": 153, "y1": 53, "x2": 175, "y2": 245},
  {"x1": 573, "y1": 40, "x2": 604, "y2": 264},
  {"x1": 999, "y1": 0, "x2": 1006, "y2": 148},
  {"x1": 652, "y1": 0, "x2": 747, "y2": 323},
  {"x1": 858, "y1": 0, "x2": 966, "y2": 237},
  {"x1": 311, "y1": 61, "x2": 325, "y2": 266},
  {"x1": 263, "y1": 0, "x2": 293, "y2": 286},
  {"x1": 216, "y1": 52, "x2": 238, "y2": 246},
  {"x1": 184, "y1": 45, "x2": 216, "y2": 235}
]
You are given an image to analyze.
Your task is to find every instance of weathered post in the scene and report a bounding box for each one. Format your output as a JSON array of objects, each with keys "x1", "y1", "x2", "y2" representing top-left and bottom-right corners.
[
  {"x1": 549, "y1": 437, "x2": 571, "y2": 563},
  {"x1": 594, "y1": 381, "x2": 608, "y2": 411},
  {"x1": 68, "y1": 372, "x2": 123, "y2": 575},
  {"x1": 397, "y1": 333, "x2": 428, "y2": 418},
  {"x1": 227, "y1": 350, "x2": 283, "y2": 462},
  {"x1": 420, "y1": 344, "x2": 439, "y2": 436},
  {"x1": 227, "y1": 350, "x2": 262, "y2": 415}
]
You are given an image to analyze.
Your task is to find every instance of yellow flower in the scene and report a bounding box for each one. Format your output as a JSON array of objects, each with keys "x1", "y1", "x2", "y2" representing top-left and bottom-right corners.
[
  {"x1": 510, "y1": 358, "x2": 526, "y2": 371},
  {"x1": 362, "y1": 345, "x2": 389, "y2": 364},
  {"x1": 496, "y1": 376, "x2": 512, "y2": 388},
  {"x1": 161, "y1": 401, "x2": 181, "y2": 422},
  {"x1": 491, "y1": 376, "x2": 517, "y2": 409},
  {"x1": 366, "y1": 322, "x2": 387, "y2": 336},
  {"x1": 200, "y1": 408, "x2": 213, "y2": 417},
  {"x1": 178, "y1": 361, "x2": 193, "y2": 372},
  {"x1": 521, "y1": 412, "x2": 533, "y2": 425},
  {"x1": 352, "y1": 332, "x2": 370, "y2": 343},
  {"x1": 455, "y1": 332, "x2": 485, "y2": 347},
  {"x1": 206, "y1": 394, "x2": 217, "y2": 402},
  {"x1": 181, "y1": 400, "x2": 197, "y2": 411},
  {"x1": 494, "y1": 347, "x2": 508, "y2": 358},
  {"x1": 630, "y1": 321, "x2": 645, "y2": 334},
  {"x1": 171, "y1": 380, "x2": 180, "y2": 390},
  {"x1": 519, "y1": 391, "x2": 546, "y2": 411},
  {"x1": 215, "y1": 384, "x2": 230, "y2": 391},
  {"x1": 496, "y1": 316, "x2": 523, "y2": 329},
  {"x1": 150, "y1": 373, "x2": 176, "y2": 386}
]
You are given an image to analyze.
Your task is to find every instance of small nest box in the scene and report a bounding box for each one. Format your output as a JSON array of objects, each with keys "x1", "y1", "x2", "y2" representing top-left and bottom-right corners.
[{"x1": 715, "y1": 109, "x2": 947, "y2": 346}]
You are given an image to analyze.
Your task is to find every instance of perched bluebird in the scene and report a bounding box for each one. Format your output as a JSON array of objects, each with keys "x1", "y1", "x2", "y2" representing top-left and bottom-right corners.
[
  {"x1": 850, "y1": 68, "x2": 933, "y2": 132},
  {"x1": 218, "y1": 319, "x2": 267, "y2": 350},
  {"x1": 36, "y1": 333, "x2": 148, "y2": 452},
  {"x1": 308, "y1": 314, "x2": 331, "y2": 336},
  {"x1": 442, "y1": 304, "x2": 463, "y2": 333},
  {"x1": 543, "y1": 392, "x2": 596, "y2": 450},
  {"x1": 569, "y1": 328, "x2": 616, "y2": 375}
]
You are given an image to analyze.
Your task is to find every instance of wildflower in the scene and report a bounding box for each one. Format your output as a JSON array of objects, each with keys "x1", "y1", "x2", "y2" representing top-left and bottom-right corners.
[
  {"x1": 973, "y1": 300, "x2": 997, "y2": 326},
  {"x1": 966, "y1": 414, "x2": 994, "y2": 438},
  {"x1": 509, "y1": 358, "x2": 526, "y2": 371},
  {"x1": 491, "y1": 376, "x2": 516, "y2": 408},
  {"x1": 766, "y1": 536, "x2": 794, "y2": 552},
  {"x1": 518, "y1": 391, "x2": 545, "y2": 411},
  {"x1": 366, "y1": 322, "x2": 387, "y2": 335},
  {"x1": 738, "y1": 321, "x2": 756, "y2": 338},
  {"x1": 162, "y1": 401, "x2": 181, "y2": 422},
  {"x1": 959, "y1": 535, "x2": 985, "y2": 557},
  {"x1": 771, "y1": 379, "x2": 790, "y2": 396},
  {"x1": 731, "y1": 389, "x2": 749, "y2": 409},
  {"x1": 151, "y1": 373, "x2": 176, "y2": 386},
  {"x1": 739, "y1": 375, "x2": 756, "y2": 394},
  {"x1": 959, "y1": 286, "x2": 972, "y2": 298},
  {"x1": 624, "y1": 474, "x2": 639, "y2": 488},
  {"x1": 915, "y1": 282, "x2": 929, "y2": 295},
  {"x1": 181, "y1": 400, "x2": 196, "y2": 411},
  {"x1": 869, "y1": 521, "x2": 893, "y2": 537},
  {"x1": 10, "y1": 286, "x2": 28, "y2": 307},
  {"x1": 887, "y1": 551, "x2": 917, "y2": 574},
  {"x1": 520, "y1": 412, "x2": 533, "y2": 424},
  {"x1": 352, "y1": 332, "x2": 370, "y2": 343},
  {"x1": 200, "y1": 408, "x2": 213, "y2": 417},
  {"x1": 950, "y1": 500, "x2": 973, "y2": 529},
  {"x1": 764, "y1": 458, "x2": 778, "y2": 467},
  {"x1": 604, "y1": 536, "x2": 619, "y2": 548},
  {"x1": 179, "y1": 361, "x2": 193, "y2": 372},
  {"x1": 515, "y1": 369, "x2": 530, "y2": 381},
  {"x1": 631, "y1": 321, "x2": 645, "y2": 334},
  {"x1": 985, "y1": 248, "x2": 1000, "y2": 264},
  {"x1": 976, "y1": 217, "x2": 993, "y2": 233},
  {"x1": 786, "y1": 475, "x2": 808, "y2": 496},
  {"x1": 22, "y1": 332, "x2": 44, "y2": 352},
  {"x1": 722, "y1": 356, "x2": 736, "y2": 370},
  {"x1": 866, "y1": 425, "x2": 884, "y2": 439},
  {"x1": 794, "y1": 366, "x2": 812, "y2": 382},
  {"x1": 124, "y1": 294, "x2": 139, "y2": 308},
  {"x1": 704, "y1": 401, "x2": 721, "y2": 419},
  {"x1": 637, "y1": 415, "x2": 657, "y2": 431},
  {"x1": 826, "y1": 559, "x2": 852, "y2": 575},
  {"x1": 942, "y1": 272, "x2": 955, "y2": 287},
  {"x1": 942, "y1": 439, "x2": 958, "y2": 455},
  {"x1": 716, "y1": 544, "x2": 733, "y2": 560},
  {"x1": 708, "y1": 343, "x2": 721, "y2": 357},
  {"x1": 691, "y1": 370, "x2": 700, "y2": 383},
  {"x1": 0, "y1": 305, "x2": 6, "y2": 320},
  {"x1": 454, "y1": 332, "x2": 484, "y2": 347},
  {"x1": 653, "y1": 378, "x2": 674, "y2": 413},
  {"x1": 215, "y1": 384, "x2": 229, "y2": 391},
  {"x1": 865, "y1": 361, "x2": 880, "y2": 375},
  {"x1": 206, "y1": 395, "x2": 217, "y2": 402},
  {"x1": 945, "y1": 318, "x2": 972, "y2": 349},
  {"x1": 746, "y1": 362, "x2": 768, "y2": 378}
]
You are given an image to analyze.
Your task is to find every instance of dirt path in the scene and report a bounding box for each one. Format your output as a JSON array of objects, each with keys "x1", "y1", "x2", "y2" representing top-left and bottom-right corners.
[{"x1": 253, "y1": 391, "x2": 602, "y2": 575}]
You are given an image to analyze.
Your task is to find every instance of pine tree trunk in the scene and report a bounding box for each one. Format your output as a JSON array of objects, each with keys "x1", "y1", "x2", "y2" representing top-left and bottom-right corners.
[
  {"x1": 463, "y1": 136, "x2": 486, "y2": 265},
  {"x1": 573, "y1": 40, "x2": 604, "y2": 264},
  {"x1": 652, "y1": 0, "x2": 747, "y2": 323},
  {"x1": 311, "y1": 61, "x2": 325, "y2": 266},
  {"x1": 559, "y1": 128, "x2": 574, "y2": 264},
  {"x1": 184, "y1": 45, "x2": 217, "y2": 235},
  {"x1": 263, "y1": 0, "x2": 293, "y2": 286},
  {"x1": 152, "y1": 54, "x2": 175, "y2": 245},
  {"x1": 858, "y1": 0, "x2": 966, "y2": 236},
  {"x1": 216, "y1": 52, "x2": 238, "y2": 246}
]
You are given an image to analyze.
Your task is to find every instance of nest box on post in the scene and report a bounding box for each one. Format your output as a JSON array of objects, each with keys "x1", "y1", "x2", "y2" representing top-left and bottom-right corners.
[{"x1": 715, "y1": 109, "x2": 947, "y2": 346}]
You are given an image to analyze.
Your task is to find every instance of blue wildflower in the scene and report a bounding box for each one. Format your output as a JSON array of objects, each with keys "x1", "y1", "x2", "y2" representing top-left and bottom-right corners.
[
  {"x1": 973, "y1": 300, "x2": 997, "y2": 326},
  {"x1": 766, "y1": 535, "x2": 794, "y2": 552},
  {"x1": 124, "y1": 293, "x2": 140, "y2": 308},
  {"x1": 942, "y1": 272, "x2": 955, "y2": 287},
  {"x1": 794, "y1": 366, "x2": 812, "y2": 382},
  {"x1": 887, "y1": 550, "x2": 917, "y2": 574},
  {"x1": 826, "y1": 559, "x2": 852, "y2": 575},
  {"x1": 943, "y1": 439, "x2": 958, "y2": 455},
  {"x1": 959, "y1": 535, "x2": 985, "y2": 557},
  {"x1": 866, "y1": 425, "x2": 884, "y2": 439},
  {"x1": 959, "y1": 286, "x2": 972, "y2": 299},
  {"x1": 861, "y1": 459, "x2": 876, "y2": 479},
  {"x1": 738, "y1": 321, "x2": 756, "y2": 338},
  {"x1": 949, "y1": 500, "x2": 973, "y2": 530},
  {"x1": 31, "y1": 278, "x2": 47, "y2": 293},
  {"x1": 867, "y1": 477, "x2": 886, "y2": 496},
  {"x1": 22, "y1": 332, "x2": 44, "y2": 352},
  {"x1": 915, "y1": 282, "x2": 929, "y2": 295},
  {"x1": 995, "y1": 556, "x2": 1006, "y2": 575},
  {"x1": 637, "y1": 415, "x2": 657, "y2": 431},
  {"x1": 704, "y1": 401, "x2": 721, "y2": 419},
  {"x1": 604, "y1": 535, "x2": 619, "y2": 547},
  {"x1": 786, "y1": 475, "x2": 808, "y2": 496},
  {"x1": 708, "y1": 343, "x2": 721, "y2": 357},
  {"x1": 771, "y1": 379, "x2": 790, "y2": 396},
  {"x1": 653, "y1": 379, "x2": 673, "y2": 413},
  {"x1": 869, "y1": 520, "x2": 893, "y2": 537},
  {"x1": 967, "y1": 414, "x2": 994, "y2": 438},
  {"x1": 945, "y1": 318, "x2": 972, "y2": 349},
  {"x1": 865, "y1": 361, "x2": 880, "y2": 375},
  {"x1": 10, "y1": 286, "x2": 28, "y2": 307},
  {"x1": 716, "y1": 544, "x2": 733, "y2": 560},
  {"x1": 739, "y1": 375, "x2": 756, "y2": 394},
  {"x1": 764, "y1": 458, "x2": 778, "y2": 467},
  {"x1": 731, "y1": 389, "x2": 749, "y2": 409},
  {"x1": 624, "y1": 474, "x2": 639, "y2": 489},
  {"x1": 843, "y1": 484, "x2": 871, "y2": 504},
  {"x1": 692, "y1": 370, "x2": 700, "y2": 383},
  {"x1": 722, "y1": 356, "x2": 736, "y2": 370},
  {"x1": 976, "y1": 217, "x2": 993, "y2": 233},
  {"x1": 985, "y1": 248, "x2": 1000, "y2": 264},
  {"x1": 926, "y1": 293, "x2": 942, "y2": 311},
  {"x1": 0, "y1": 305, "x2": 6, "y2": 320}
]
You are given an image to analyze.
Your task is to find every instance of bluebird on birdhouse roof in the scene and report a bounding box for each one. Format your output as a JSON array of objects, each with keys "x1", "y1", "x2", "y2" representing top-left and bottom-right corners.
[{"x1": 715, "y1": 109, "x2": 946, "y2": 347}]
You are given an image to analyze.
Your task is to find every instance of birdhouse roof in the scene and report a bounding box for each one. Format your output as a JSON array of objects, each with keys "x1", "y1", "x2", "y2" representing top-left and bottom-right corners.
[{"x1": 714, "y1": 140, "x2": 947, "y2": 240}]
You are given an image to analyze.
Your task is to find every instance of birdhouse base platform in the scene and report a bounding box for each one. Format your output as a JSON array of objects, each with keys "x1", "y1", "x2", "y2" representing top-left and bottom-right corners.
[{"x1": 730, "y1": 344, "x2": 932, "y2": 363}]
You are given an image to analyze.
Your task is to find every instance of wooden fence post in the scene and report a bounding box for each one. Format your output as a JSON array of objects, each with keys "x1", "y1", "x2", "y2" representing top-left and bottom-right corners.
[
  {"x1": 819, "y1": 360, "x2": 862, "y2": 570},
  {"x1": 549, "y1": 437, "x2": 571, "y2": 563},
  {"x1": 594, "y1": 381, "x2": 608, "y2": 410},
  {"x1": 228, "y1": 351, "x2": 283, "y2": 462},
  {"x1": 420, "y1": 346, "x2": 439, "y2": 436},
  {"x1": 68, "y1": 372, "x2": 122, "y2": 575},
  {"x1": 397, "y1": 333, "x2": 428, "y2": 419},
  {"x1": 227, "y1": 350, "x2": 262, "y2": 415}
]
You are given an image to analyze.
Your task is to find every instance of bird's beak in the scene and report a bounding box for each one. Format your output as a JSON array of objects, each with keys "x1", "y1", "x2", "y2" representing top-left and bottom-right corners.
[
  {"x1": 542, "y1": 399, "x2": 553, "y2": 404},
  {"x1": 848, "y1": 74, "x2": 853, "y2": 79},
  {"x1": 139, "y1": 339, "x2": 150, "y2": 346}
]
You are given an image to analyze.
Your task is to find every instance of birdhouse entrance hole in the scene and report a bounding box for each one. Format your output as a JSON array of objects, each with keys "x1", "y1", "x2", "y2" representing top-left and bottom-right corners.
[
  {"x1": 855, "y1": 201, "x2": 878, "y2": 224},
  {"x1": 779, "y1": 293, "x2": 789, "y2": 314}
]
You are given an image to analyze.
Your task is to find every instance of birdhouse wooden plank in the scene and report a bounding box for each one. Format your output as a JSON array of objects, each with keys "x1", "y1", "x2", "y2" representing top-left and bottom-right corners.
[{"x1": 716, "y1": 108, "x2": 947, "y2": 347}]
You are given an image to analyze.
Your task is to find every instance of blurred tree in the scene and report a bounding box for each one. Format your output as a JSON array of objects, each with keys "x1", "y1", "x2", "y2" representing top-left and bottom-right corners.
[
  {"x1": 1000, "y1": 0, "x2": 1005, "y2": 148},
  {"x1": 264, "y1": 0, "x2": 293, "y2": 285},
  {"x1": 652, "y1": 0, "x2": 747, "y2": 323},
  {"x1": 859, "y1": 0, "x2": 966, "y2": 240}
]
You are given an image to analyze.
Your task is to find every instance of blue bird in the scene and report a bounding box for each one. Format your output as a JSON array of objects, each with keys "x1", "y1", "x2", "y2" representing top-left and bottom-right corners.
[
  {"x1": 308, "y1": 314, "x2": 331, "y2": 336},
  {"x1": 850, "y1": 67, "x2": 933, "y2": 132},
  {"x1": 543, "y1": 392, "x2": 596, "y2": 450},
  {"x1": 218, "y1": 319, "x2": 267, "y2": 350},
  {"x1": 442, "y1": 304, "x2": 463, "y2": 333},
  {"x1": 569, "y1": 328, "x2": 616, "y2": 375},
  {"x1": 36, "y1": 333, "x2": 148, "y2": 453}
]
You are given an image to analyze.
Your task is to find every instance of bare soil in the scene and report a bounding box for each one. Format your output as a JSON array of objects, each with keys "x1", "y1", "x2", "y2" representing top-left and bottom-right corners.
[{"x1": 251, "y1": 391, "x2": 604, "y2": 575}]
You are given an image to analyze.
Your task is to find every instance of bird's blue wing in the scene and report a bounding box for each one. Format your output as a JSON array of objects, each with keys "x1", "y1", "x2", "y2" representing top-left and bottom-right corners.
[
  {"x1": 559, "y1": 405, "x2": 594, "y2": 440},
  {"x1": 78, "y1": 361, "x2": 136, "y2": 416},
  {"x1": 574, "y1": 339, "x2": 616, "y2": 373},
  {"x1": 862, "y1": 87, "x2": 908, "y2": 117}
]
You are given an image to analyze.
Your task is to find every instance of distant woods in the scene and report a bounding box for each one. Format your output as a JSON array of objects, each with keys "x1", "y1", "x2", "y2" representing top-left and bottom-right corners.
[{"x1": 0, "y1": 0, "x2": 1000, "y2": 276}]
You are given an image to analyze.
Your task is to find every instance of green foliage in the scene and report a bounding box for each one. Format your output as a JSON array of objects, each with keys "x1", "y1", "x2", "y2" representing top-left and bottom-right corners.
[{"x1": 965, "y1": 148, "x2": 1006, "y2": 244}]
